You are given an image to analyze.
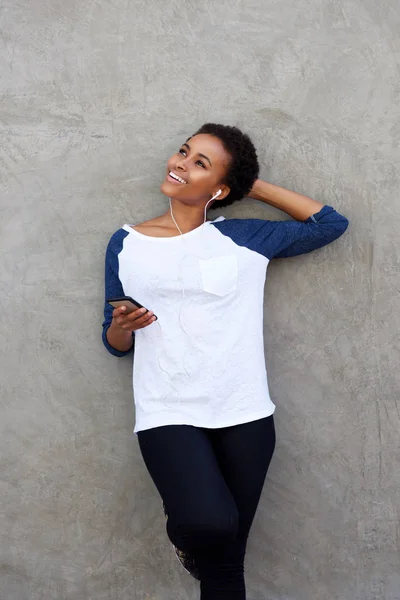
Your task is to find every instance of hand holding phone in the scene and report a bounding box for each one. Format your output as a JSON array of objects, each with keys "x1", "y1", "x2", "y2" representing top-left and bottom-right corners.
[{"x1": 107, "y1": 296, "x2": 157, "y2": 332}]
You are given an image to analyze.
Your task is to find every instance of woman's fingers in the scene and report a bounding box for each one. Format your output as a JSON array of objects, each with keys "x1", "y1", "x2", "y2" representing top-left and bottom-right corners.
[
  {"x1": 113, "y1": 306, "x2": 146, "y2": 324},
  {"x1": 113, "y1": 306, "x2": 145, "y2": 320},
  {"x1": 113, "y1": 306, "x2": 157, "y2": 331},
  {"x1": 136, "y1": 313, "x2": 157, "y2": 329}
]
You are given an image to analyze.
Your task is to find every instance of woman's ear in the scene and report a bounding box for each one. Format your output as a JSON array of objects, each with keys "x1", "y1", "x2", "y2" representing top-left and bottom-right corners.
[{"x1": 212, "y1": 185, "x2": 230, "y2": 201}]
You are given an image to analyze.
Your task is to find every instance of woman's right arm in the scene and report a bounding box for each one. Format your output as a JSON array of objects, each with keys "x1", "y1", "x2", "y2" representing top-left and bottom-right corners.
[{"x1": 102, "y1": 230, "x2": 155, "y2": 357}]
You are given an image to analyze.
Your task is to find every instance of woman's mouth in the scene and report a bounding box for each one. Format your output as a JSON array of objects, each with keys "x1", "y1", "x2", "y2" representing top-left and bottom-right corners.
[{"x1": 167, "y1": 171, "x2": 187, "y2": 185}]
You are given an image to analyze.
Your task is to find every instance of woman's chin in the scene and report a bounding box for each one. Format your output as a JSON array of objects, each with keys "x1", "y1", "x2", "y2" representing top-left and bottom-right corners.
[
  {"x1": 160, "y1": 180, "x2": 187, "y2": 198},
  {"x1": 160, "y1": 180, "x2": 176, "y2": 197},
  {"x1": 160, "y1": 180, "x2": 173, "y2": 196}
]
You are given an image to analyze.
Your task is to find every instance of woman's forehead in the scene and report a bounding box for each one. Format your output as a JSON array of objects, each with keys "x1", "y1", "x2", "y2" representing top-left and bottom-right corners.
[{"x1": 186, "y1": 133, "x2": 230, "y2": 164}]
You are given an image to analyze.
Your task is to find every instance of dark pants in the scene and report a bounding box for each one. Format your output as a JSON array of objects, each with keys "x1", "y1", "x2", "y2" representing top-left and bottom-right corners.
[{"x1": 137, "y1": 415, "x2": 276, "y2": 599}]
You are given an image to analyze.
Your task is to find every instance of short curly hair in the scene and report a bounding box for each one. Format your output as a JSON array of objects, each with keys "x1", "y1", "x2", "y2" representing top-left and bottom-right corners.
[{"x1": 189, "y1": 123, "x2": 259, "y2": 210}]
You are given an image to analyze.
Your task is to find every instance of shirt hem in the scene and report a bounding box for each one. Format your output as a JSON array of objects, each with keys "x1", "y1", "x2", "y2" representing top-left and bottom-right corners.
[{"x1": 133, "y1": 405, "x2": 276, "y2": 434}]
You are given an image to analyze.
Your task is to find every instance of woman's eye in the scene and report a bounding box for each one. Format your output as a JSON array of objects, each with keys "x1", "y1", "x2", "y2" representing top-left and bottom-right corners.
[{"x1": 178, "y1": 149, "x2": 205, "y2": 168}]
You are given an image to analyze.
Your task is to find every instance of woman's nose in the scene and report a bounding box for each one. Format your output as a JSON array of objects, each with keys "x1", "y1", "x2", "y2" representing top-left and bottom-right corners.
[{"x1": 175, "y1": 157, "x2": 187, "y2": 171}]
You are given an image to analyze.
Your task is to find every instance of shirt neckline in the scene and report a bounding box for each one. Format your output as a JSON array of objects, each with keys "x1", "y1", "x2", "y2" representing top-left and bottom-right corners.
[{"x1": 123, "y1": 216, "x2": 225, "y2": 242}]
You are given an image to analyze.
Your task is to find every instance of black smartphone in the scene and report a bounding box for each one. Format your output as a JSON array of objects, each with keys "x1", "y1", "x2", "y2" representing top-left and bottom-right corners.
[{"x1": 107, "y1": 295, "x2": 157, "y2": 319}]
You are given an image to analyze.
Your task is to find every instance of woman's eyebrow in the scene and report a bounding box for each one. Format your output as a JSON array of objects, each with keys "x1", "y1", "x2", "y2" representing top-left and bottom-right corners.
[{"x1": 182, "y1": 142, "x2": 212, "y2": 167}]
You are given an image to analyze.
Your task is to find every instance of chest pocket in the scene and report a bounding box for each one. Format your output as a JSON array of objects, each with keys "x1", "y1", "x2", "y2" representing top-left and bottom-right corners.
[{"x1": 198, "y1": 255, "x2": 238, "y2": 297}]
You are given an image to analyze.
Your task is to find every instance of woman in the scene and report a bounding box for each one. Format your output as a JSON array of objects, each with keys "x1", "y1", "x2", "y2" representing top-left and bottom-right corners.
[{"x1": 102, "y1": 123, "x2": 349, "y2": 599}]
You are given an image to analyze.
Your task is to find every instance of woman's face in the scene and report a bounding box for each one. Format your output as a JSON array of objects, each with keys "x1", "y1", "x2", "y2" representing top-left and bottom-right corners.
[{"x1": 160, "y1": 134, "x2": 231, "y2": 204}]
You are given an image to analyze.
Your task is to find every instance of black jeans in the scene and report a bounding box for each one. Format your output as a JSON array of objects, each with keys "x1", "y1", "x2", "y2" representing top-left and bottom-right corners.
[{"x1": 137, "y1": 415, "x2": 276, "y2": 600}]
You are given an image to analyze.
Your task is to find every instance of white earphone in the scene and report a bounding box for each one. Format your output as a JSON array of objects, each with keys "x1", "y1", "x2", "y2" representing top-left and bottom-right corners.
[{"x1": 211, "y1": 189, "x2": 222, "y2": 201}]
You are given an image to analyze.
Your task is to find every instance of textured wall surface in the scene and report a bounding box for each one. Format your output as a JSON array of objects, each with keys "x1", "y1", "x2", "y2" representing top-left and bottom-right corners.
[{"x1": 1, "y1": 0, "x2": 399, "y2": 599}]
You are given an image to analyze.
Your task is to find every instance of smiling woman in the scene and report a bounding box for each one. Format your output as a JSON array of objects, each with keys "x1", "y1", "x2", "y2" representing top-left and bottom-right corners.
[
  {"x1": 101, "y1": 122, "x2": 349, "y2": 599},
  {"x1": 161, "y1": 123, "x2": 259, "y2": 213},
  {"x1": 161, "y1": 134, "x2": 232, "y2": 209}
]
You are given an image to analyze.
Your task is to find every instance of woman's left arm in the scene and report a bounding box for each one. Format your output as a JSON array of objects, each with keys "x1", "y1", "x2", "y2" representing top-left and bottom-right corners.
[
  {"x1": 222, "y1": 177, "x2": 350, "y2": 259},
  {"x1": 248, "y1": 178, "x2": 324, "y2": 221}
]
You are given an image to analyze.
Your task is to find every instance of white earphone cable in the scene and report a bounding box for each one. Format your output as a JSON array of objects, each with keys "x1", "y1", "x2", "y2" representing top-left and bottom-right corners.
[{"x1": 154, "y1": 191, "x2": 221, "y2": 409}]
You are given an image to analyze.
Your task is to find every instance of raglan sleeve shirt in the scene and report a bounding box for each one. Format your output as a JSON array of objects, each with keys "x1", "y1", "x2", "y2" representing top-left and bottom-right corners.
[{"x1": 101, "y1": 204, "x2": 349, "y2": 434}]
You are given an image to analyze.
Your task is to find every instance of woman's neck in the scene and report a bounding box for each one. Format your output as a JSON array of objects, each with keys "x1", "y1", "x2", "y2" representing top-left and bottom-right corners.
[{"x1": 166, "y1": 199, "x2": 210, "y2": 234}]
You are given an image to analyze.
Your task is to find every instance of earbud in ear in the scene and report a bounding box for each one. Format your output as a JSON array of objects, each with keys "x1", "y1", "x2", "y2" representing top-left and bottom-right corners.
[{"x1": 211, "y1": 189, "x2": 222, "y2": 200}]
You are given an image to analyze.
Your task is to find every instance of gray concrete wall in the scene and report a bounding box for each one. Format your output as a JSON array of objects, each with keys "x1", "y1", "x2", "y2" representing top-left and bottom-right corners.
[{"x1": 1, "y1": 0, "x2": 399, "y2": 598}]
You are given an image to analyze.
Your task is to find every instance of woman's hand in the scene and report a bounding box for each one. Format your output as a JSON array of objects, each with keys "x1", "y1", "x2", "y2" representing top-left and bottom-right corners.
[
  {"x1": 112, "y1": 306, "x2": 157, "y2": 332},
  {"x1": 106, "y1": 306, "x2": 156, "y2": 353}
]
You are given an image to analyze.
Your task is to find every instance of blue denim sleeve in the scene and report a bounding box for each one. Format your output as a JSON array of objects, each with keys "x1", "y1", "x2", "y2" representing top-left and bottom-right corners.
[
  {"x1": 212, "y1": 205, "x2": 349, "y2": 259},
  {"x1": 102, "y1": 229, "x2": 135, "y2": 357}
]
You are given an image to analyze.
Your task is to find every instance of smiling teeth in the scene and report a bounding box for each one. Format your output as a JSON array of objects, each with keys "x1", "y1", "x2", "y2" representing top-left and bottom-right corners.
[{"x1": 169, "y1": 172, "x2": 186, "y2": 184}]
